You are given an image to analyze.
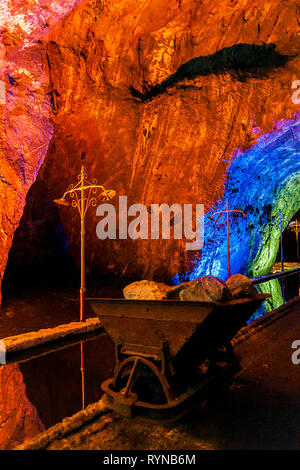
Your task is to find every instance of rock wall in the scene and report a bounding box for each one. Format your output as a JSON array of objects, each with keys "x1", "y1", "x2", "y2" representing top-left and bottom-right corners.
[
  {"x1": 0, "y1": 1, "x2": 84, "y2": 302},
  {"x1": 182, "y1": 118, "x2": 300, "y2": 282},
  {"x1": 0, "y1": 364, "x2": 44, "y2": 449},
  {"x1": 1, "y1": 1, "x2": 300, "y2": 294}
]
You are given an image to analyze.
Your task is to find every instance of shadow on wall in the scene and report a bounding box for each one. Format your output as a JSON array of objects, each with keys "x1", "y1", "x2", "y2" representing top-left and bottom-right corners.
[{"x1": 131, "y1": 43, "x2": 289, "y2": 100}]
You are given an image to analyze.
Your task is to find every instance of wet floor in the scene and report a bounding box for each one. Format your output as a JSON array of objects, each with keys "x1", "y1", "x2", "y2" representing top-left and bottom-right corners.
[
  {"x1": 0, "y1": 282, "x2": 125, "y2": 338},
  {"x1": 250, "y1": 269, "x2": 300, "y2": 321},
  {"x1": 19, "y1": 333, "x2": 115, "y2": 428}
]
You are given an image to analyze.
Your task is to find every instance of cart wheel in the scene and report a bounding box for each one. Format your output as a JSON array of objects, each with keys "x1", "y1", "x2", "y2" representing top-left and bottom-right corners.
[{"x1": 113, "y1": 356, "x2": 174, "y2": 405}]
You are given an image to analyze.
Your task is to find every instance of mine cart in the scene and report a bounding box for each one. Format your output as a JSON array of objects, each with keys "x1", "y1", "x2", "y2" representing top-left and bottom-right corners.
[{"x1": 88, "y1": 294, "x2": 269, "y2": 420}]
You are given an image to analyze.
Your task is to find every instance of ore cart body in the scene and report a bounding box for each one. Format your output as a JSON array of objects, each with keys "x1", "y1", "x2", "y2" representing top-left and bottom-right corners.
[{"x1": 88, "y1": 294, "x2": 269, "y2": 420}]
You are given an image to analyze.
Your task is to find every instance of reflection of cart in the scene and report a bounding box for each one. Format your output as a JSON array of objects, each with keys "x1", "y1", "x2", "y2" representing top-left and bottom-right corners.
[{"x1": 88, "y1": 294, "x2": 269, "y2": 420}]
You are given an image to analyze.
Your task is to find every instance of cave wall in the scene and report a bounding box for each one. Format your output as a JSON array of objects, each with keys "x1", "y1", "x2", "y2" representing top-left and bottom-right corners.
[
  {"x1": 0, "y1": 364, "x2": 44, "y2": 449},
  {"x1": 179, "y1": 117, "x2": 300, "y2": 283},
  {"x1": 41, "y1": 0, "x2": 300, "y2": 282},
  {"x1": 1, "y1": 0, "x2": 300, "y2": 296},
  {"x1": 0, "y1": 1, "x2": 84, "y2": 302}
]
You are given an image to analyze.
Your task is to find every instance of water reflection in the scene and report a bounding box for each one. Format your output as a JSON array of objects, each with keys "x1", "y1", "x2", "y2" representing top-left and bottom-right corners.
[
  {"x1": 0, "y1": 364, "x2": 44, "y2": 450},
  {"x1": 0, "y1": 332, "x2": 115, "y2": 450},
  {"x1": 250, "y1": 272, "x2": 299, "y2": 321}
]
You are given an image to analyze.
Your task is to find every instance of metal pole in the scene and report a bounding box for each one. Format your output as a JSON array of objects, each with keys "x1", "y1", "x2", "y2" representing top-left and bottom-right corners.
[
  {"x1": 211, "y1": 201, "x2": 244, "y2": 280},
  {"x1": 288, "y1": 220, "x2": 299, "y2": 259},
  {"x1": 54, "y1": 167, "x2": 115, "y2": 323},
  {"x1": 226, "y1": 199, "x2": 231, "y2": 279},
  {"x1": 296, "y1": 222, "x2": 299, "y2": 260},
  {"x1": 80, "y1": 166, "x2": 86, "y2": 322},
  {"x1": 279, "y1": 210, "x2": 284, "y2": 272},
  {"x1": 80, "y1": 341, "x2": 85, "y2": 409}
]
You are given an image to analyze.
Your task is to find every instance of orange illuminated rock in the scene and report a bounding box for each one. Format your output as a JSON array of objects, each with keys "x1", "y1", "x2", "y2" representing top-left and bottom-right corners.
[
  {"x1": 225, "y1": 273, "x2": 257, "y2": 299},
  {"x1": 0, "y1": 0, "x2": 84, "y2": 303},
  {"x1": 0, "y1": 364, "x2": 44, "y2": 449},
  {"x1": 39, "y1": 0, "x2": 299, "y2": 284},
  {"x1": 123, "y1": 280, "x2": 172, "y2": 300},
  {"x1": 1, "y1": 1, "x2": 300, "y2": 298},
  {"x1": 179, "y1": 276, "x2": 231, "y2": 302}
]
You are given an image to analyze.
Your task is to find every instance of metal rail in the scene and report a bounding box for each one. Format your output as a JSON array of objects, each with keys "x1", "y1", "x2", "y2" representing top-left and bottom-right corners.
[{"x1": 251, "y1": 266, "x2": 300, "y2": 285}]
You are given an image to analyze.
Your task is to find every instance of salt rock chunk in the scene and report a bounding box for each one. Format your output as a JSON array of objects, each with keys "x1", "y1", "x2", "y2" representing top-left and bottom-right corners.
[
  {"x1": 179, "y1": 283, "x2": 213, "y2": 302},
  {"x1": 200, "y1": 275, "x2": 232, "y2": 301},
  {"x1": 225, "y1": 273, "x2": 257, "y2": 299},
  {"x1": 166, "y1": 279, "x2": 199, "y2": 299},
  {"x1": 179, "y1": 276, "x2": 231, "y2": 302},
  {"x1": 123, "y1": 280, "x2": 172, "y2": 300}
]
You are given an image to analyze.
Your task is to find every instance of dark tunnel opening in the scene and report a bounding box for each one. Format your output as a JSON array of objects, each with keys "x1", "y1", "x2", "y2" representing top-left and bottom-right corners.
[
  {"x1": 2, "y1": 178, "x2": 77, "y2": 300},
  {"x1": 277, "y1": 208, "x2": 300, "y2": 263}
]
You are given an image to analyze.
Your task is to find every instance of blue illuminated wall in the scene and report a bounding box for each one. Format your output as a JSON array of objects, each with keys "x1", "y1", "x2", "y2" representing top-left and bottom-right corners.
[{"x1": 173, "y1": 116, "x2": 300, "y2": 284}]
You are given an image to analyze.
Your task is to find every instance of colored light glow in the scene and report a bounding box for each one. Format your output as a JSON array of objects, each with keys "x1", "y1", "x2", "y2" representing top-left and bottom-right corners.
[
  {"x1": 248, "y1": 279, "x2": 283, "y2": 321},
  {"x1": 173, "y1": 116, "x2": 300, "y2": 284}
]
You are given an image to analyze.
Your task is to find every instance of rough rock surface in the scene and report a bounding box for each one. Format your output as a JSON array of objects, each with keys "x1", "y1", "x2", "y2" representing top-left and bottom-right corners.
[
  {"x1": 179, "y1": 283, "x2": 212, "y2": 302},
  {"x1": 1, "y1": 1, "x2": 300, "y2": 298},
  {"x1": 122, "y1": 276, "x2": 231, "y2": 301},
  {"x1": 2, "y1": 317, "x2": 101, "y2": 353},
  {"x1": 123, "y1": 278, "x2": 202, "y2": 300},
  {"x1": 0, "y1": 364, "x2": 44, "y2": 449},
  {"x1": 0, "y1": 0, "x2": 84, "y2": 303},
  {"x1": 179, "y1": 275, "x2": 230, "y2": 302},
  {"x1": 15, "y1": 398, "x2": 109, "y2": 451},
  {"x1": 166, "y1": 279, "x2": 198, "y2": 299},
  {"x1": 123, "y1": 280, "x2": 172, "y2": 300},
  {"x1": 199, "y1": 275, "x2": 232, "y2": 301},
  {"x1": 225, "y1": 273, "x2": 257, "y2": 299}
]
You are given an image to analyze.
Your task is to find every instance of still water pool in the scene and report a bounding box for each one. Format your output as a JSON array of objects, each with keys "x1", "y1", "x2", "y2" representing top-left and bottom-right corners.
[{"x1": 0, "y1": 332, "x2": 115, "y2": 449}]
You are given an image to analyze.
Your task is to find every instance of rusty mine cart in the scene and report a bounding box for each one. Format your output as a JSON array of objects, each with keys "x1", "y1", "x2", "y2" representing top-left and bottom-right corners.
[{"x1": 88, "y1": 294, "x2": 269, "y2": 420}]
